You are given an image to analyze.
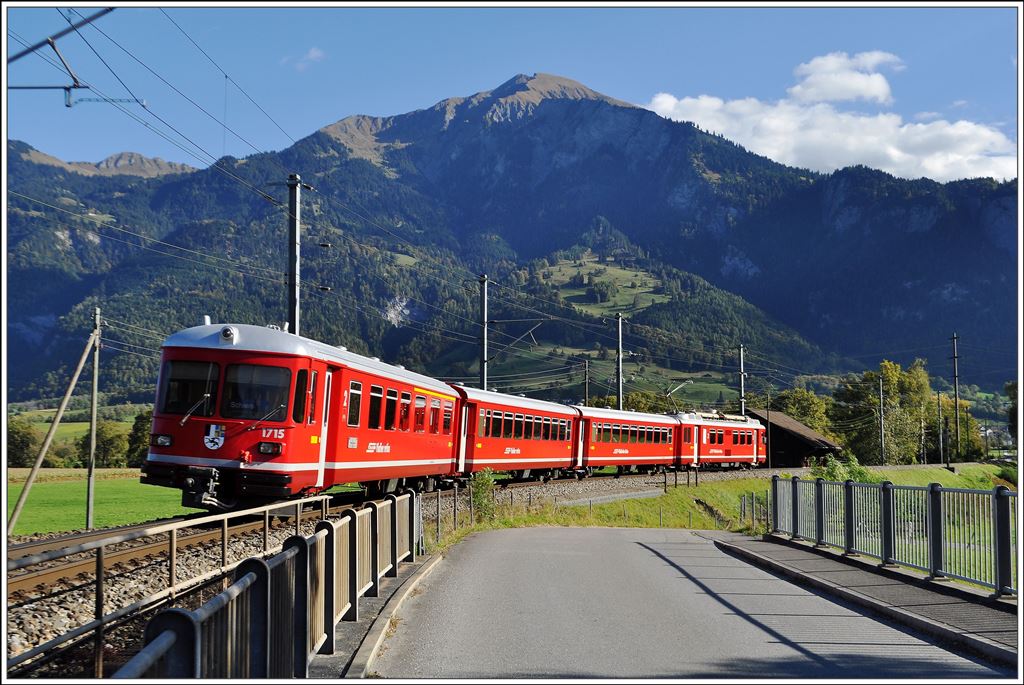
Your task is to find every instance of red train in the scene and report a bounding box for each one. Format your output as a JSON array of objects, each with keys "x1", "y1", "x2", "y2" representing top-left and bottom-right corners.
[{"x1": 142, "y1": 323, "x2": 765, "y2": 509}]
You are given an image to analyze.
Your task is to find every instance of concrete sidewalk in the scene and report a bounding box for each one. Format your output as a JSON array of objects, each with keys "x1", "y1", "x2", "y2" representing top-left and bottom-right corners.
[{"x1": 707, "y1": 531, "x2": 1019, "y2": 669}]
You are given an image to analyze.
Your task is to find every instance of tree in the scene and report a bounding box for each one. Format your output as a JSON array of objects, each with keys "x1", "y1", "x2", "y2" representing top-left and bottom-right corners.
[
  {"x1": 76, "y1": 421, "x2": 129, "y2": 468},
  {"x1": 830, "y1": 359, "x2": 935, "y2": 465},
  {"x1": 772, "y1": 388, "x2": 834, "y2": 439},
  {"x1": 125, "y1": 409, "x2": 153, "y2": 468},
  {"x1": 7, "y1": 415, "x2": 41, "y2": 468}
]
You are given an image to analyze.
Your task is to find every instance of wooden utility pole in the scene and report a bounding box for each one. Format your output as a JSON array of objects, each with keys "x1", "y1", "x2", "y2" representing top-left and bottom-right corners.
[
  {"x1": 879, "y1": 377, "x2": 886, "y2": 465},
  {"x1": 616, "y1": 313, "x2": 623, "y2": 411},
  {"x1": 951, "y1": 333, "x2": 961, "y2": 460},
  {"x1": 479, "y1": 274, "x2": 488, "y2": 391},
  {"x1": 86, "y1": 307, "x2": 100, "y2": 529}
]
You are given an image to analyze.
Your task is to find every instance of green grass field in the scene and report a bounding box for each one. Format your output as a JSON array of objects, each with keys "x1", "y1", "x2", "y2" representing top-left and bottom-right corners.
[
  {"x1": 7, "y1": 473, "x2": 201, "y2": 536},
  {"x1": 542, "y1": 253, "x2": 671, "y2": 319},
  {"x1": 15, "y1": 408, "x2": 133, "y2": 452}
]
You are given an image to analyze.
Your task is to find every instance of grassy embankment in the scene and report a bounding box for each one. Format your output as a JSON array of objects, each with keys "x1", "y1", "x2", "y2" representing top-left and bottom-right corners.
[{"x1": 424, "y1": 463, "x2": 1014, "y2": 555}]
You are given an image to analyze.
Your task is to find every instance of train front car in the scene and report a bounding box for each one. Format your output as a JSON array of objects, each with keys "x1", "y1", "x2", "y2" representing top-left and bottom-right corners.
[{"x1": 142, "y1": 324, "x2": 331, "y2": 509}]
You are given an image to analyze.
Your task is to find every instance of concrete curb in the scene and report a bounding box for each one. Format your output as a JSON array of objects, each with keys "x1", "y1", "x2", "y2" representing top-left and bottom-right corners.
[
  {"x1": 342, "y1": 553, "x2": 443, "y2": 678},
  {"x1": 714, "y1": 539, "x2": 1018, "y2": 669}
]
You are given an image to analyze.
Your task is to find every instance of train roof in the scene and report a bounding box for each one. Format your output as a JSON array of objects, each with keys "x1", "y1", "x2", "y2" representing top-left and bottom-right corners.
[
  {"x1": 675, "y1": 411, "x2": 765, "y2": 429},
  {"x1": 161, "y1": 323, "x2": 455, "y2": 397},
  {"x1": 575, "y1": 405, "x2": 681, "y2": 425},
  {"x1": 450, "y1": 385, "x2": 579, "y2": 416}
]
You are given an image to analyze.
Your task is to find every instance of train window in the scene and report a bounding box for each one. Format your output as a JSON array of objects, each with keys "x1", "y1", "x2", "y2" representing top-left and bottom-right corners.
[
  {"x1": 511, "y1": 414, "x2": 522, "y2": 439},
  {"x1": 400, "y1": 392, "x2": 412, "y2": 431},
  {"x1": 653, "y1": 428, "x2": 661, "y2": 445},
  {"x1": 555, "y1": 420, "x2": 564, "y2": 441},
  {"x1": 292, "y1": 370, "x2": 308, "y2": 423},
  {"x1": 501, "y1": 413, "x2": 513, "y2": 439},
  {"x1": 443, "y1": 402, "x2": 453, "y2": 434},
  {"x1": 762, "y1": 433, "x2": 766, "y2": 444},
  {"x1": 541, "y1": 418, "x2": 551, "y2": 440},
  {"x1": 626, "y1": 427, "x2": 635, "y2": 444},
  {"x1": 308, "y1": 371, "x2": 318, "y2": 423},
  {"x1": 646, "y1": 427, "x2": 653, "y2": 444},
  {"x1": 489, "y1": 411, "x2": 501, "y2": 438},
  {"x1": 223, "y1": 365, "x2": 291, "y2": 421},
  {"x1": 429, "y1": 399, "x2": 441, "y2": 433},
  {"x1": 533, "y1": 416, "x2": 543, "y2": 440},
  {"x1": 159, "y1": 360, "x2": 219, "y2": 417},
  {"x1": 524, "y1": 415, "x2": 534, "y2": 440},
  {"x1": 684, "y1": 428, "x2": 691, "y2": 443},
  {"x1": 479, "y1": 410, "x2": 487, "y2": 436},
  {"x1": 367, "y1": 386, "x2": 384, "y2": 429},
  {"x1": 348, "y1": 382, "x2": 362, "y2": 426},
  {"x1": 384, "y1": 389, "x2": 398, "y2": 430},
  {"x1": 414, "y1": 396, "x2": 426, "y2": 432}
]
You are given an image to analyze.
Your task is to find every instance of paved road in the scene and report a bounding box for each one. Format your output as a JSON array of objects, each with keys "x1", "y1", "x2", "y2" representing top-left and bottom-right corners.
[{"x1": 372, "y1": 528, "x2": 1013, "y2": 679}]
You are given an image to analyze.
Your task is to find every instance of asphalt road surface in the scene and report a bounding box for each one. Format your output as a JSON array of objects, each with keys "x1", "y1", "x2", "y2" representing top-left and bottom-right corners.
[{"x1": 372, "y1": 528, "x2": 1013, "y2": 679}]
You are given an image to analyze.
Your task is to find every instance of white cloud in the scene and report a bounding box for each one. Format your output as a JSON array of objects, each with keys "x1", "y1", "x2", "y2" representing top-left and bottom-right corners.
[
  {"x1": 285, "y1": 47, "x2": 327, "y2": 72},
  {"x1": 787, "y1": 51, "x2": 903, "y2": 104},
  {"x1": 646, "y1": 53, "x2": 1016, "y2": 182}
]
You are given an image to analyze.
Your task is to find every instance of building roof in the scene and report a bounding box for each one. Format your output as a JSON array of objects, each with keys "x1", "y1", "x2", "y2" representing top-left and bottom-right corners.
[{"x1": 744, "y1": 407, "x2": 840, "y2": 451}]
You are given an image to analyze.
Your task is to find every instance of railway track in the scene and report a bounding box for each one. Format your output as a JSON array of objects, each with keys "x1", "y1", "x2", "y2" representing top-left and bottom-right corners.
[{"x1": 7, "y1": 492, "x2": 368, "y2": 600}]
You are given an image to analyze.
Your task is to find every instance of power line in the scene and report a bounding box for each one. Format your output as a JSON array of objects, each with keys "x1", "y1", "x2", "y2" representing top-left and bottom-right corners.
[{"x1": 157, "y1": 8, "x2": 295, "y2": 145}]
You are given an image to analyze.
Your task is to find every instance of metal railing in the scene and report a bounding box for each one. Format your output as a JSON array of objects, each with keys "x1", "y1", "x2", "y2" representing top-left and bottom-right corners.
[
  {"x1": 7, "y1": 494, "x2": 332, "y2": 677},
  {"x1": 114, "y1": 491, "x2": 422, "y2": 678},
  {"x1": 771, "y1": 476, "x2": 1017, "y2": 596}
]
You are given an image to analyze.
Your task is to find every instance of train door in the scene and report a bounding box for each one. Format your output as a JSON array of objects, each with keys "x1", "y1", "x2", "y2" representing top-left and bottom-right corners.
[
  {"x1": 457, "y1": 402, "x2": 470, "y2": 474},
  {"x1": 575, "y1": 418, "x2": 586, "y2": 469},
  {"x1": 317, "y1": 371, "x2": 333, "y2": 488}
]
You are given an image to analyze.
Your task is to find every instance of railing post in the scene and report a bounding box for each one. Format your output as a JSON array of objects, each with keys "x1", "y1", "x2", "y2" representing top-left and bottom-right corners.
[
  {"x1": 340, "y1": 509, "x2": 359, "y2": 622},
  {"x1": 282, "y1": 535, "x2": 309, "y2": 677},
  {"x1": 880, "y1": 480, "x2": 896, "y2": 567},
  {"x1": 367, "y1": 502, "x2": 380, "y2": 597},
  {"x1": 315, "y1": 521, "x2": 336, "y2": 654},
  {"x1": 790, "y1": 476, "x2": 800, "y2": 539},
  {"x1": 385, "y1": 494, "x2": 399, "y2": 577},
  {"x1": 992, "y1": 486, "x2": 1013, "y2": 596},
  {"x1": 843, "y1": 479, "x2": 855, "y2": 555},
  {"x1": 925, "y1": 482, "x2": 945, "y2": 579},
  {"x1": 402, "y1": 489, "x2": 417, "y2": 562},
  {"x1": 814, "y1": 478, "x2": 825, "y2": 547},
  {"x1": 144, "y1": 608, "x2": 199, "y2": 677},
  {"x1": 770, "y1": 475, "x2": 779, "y2": 533},
  {"x1": 234, "y1": 558, "x2": 270, "y2": 676}
]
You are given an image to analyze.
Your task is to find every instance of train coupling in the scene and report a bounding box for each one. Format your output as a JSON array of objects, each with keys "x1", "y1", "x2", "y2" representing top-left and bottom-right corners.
[{"x1": 182, "y1": 466, "x2": 235, "y2": 510}]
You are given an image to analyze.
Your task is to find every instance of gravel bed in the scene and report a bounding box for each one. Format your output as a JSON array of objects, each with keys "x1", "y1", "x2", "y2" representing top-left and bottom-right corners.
[{"x1": 6, "y1": 515, "x2": 330, "y2": 675}]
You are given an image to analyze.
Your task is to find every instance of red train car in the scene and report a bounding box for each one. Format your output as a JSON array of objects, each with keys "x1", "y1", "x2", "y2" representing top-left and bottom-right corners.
[
  {"x1": 678, "y1": 411, "x2": 765, "y2": 468},
  {"x1": 142, "y1": 323, "x2": 459, "y2": 508},
  {"x1": 577, "y1": 406, "x2": 681, "y2": 474},
  {"x1": 452, "y1": 386, "x2": 578, "y2": 480}
]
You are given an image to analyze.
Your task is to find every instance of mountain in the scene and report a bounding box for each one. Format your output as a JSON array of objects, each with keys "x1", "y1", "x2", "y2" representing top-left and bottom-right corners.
[
  {"x1": 5, "y1": 73, "x2": 1017, "y2": 402},
  {"x1": 13, "y1": 144, "x2": 196, "y2": 177}
]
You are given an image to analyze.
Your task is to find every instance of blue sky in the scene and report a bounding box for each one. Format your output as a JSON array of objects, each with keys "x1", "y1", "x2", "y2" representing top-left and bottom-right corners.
[{"x1": 4, "y1": 3, "x2": 1019, "y2": 182}]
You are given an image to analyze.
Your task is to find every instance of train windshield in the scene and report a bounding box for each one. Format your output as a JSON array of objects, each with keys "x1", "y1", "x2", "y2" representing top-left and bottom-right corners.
[
  {"x1": 158, "y1": 361, "x2": 219, "y2": 416},
  {"x1": 222, "y1": 364, "x2": 291, "y2": 421}
]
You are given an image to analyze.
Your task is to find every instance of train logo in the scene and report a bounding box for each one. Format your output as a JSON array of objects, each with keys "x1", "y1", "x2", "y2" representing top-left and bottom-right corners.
[
  {"x1": 204, "y1": 424, "x2": 226, "y2": 450},
  {"x1": 367, "y1": 442, "x2": 392, "y2": 454}
]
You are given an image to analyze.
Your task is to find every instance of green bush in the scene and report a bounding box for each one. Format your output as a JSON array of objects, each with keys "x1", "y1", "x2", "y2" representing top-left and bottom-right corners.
[{"x1": 470, "y1": 469, "x2": 497, "y2": 522}]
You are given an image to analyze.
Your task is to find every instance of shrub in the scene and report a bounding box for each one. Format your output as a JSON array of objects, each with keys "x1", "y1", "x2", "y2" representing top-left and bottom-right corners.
[{"x1": 470, "y1": 469, "x2": 497, "y2": 522}]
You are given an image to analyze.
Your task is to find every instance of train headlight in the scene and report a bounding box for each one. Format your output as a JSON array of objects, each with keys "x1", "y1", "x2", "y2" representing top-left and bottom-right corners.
[
  {"x1": 151, "y1": 434, "x2": 173, "y2": 447},
  {"x1": 258, "y1": 442, "x2": 283, "y2": 455}
]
